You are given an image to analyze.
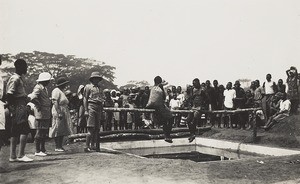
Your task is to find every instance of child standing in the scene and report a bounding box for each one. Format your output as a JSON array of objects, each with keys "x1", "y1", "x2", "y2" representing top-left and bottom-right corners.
[
  {"x1": 126, "y1": 96, "x2": 136, "y2": 130},
  {"x1": 28, "y1": 72, "x2": 53, "y2": 156},
  {"x1": 83, "y1": 72, "x2": 103, "y2": 152}
]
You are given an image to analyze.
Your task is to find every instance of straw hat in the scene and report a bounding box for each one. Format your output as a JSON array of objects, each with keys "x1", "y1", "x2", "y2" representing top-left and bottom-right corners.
[
  {"x1": 56, "y1": 77, "x2": 69, "y2": 87},
  {"x1": 89, "y1": 72, "x2": 103, "y2": 81},
  {"x1": 36, "y1": 72, "x2": 53, "y2": 82}
]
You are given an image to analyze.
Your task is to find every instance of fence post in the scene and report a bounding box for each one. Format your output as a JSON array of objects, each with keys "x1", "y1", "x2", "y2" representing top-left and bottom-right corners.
[{"x1": 252, "y1": 110, "x2": 257, "y2": 142}]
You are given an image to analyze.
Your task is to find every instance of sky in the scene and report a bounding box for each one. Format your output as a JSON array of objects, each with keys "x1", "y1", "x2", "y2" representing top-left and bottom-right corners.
[{"x1": 1, "y1": 0, "x2": 300, "y2": 88}]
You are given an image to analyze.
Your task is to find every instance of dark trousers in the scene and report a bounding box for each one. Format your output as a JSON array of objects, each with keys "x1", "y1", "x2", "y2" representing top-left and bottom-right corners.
[{"x1": 187, "y1": 111, "x2": 201, "y2": 135}]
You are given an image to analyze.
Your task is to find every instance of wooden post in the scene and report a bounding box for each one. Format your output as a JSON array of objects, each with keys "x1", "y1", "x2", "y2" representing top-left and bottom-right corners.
[
  {"x1": 252, "y1": 110, "x2": 257, "y2": 142},
  {"x1": 95, "y1": 104, "x2": 103, "y2": 152},
  {"x1": 95, "y1": 127, "x2": 100, "y2": 152}
]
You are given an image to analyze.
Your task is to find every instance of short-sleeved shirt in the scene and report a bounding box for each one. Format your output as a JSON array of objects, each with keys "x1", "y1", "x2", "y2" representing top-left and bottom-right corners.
[
  {"x1": 6, "y1": 73, "x2": 27, "y2": 98},
  {"x1": 224, "y1": 89, "x2": 236, "y2": 109},
  {"x1": 83, "y1": 83, "x2": 103, "y2": 104},
  {"x1": 279, "y1": 99, "x2": 291, "y2": 115}
]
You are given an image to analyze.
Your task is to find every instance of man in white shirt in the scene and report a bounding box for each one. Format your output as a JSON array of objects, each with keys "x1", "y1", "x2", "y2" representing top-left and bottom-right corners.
[
  {"x1": 224, "y1": 82, "x2": 236, "y2": 109},
  {"x1": 223, "y1": 82, "x2": 236, "y2": 128},
  {"x1": 262, "y1": 74, "x2": 277, "y2": 119},
  {"x1": 264, "y1": 92, "x2": 291, "y2": 131}
]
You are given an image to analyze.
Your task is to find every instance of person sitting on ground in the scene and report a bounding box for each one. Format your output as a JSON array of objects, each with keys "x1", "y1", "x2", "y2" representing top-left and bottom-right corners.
[
  {"x1": 269, "y1": 93, "x2": 281, "y2": 117},
  {"x1": 263, "y1": 92, "x2": 291, "y2": 131}
]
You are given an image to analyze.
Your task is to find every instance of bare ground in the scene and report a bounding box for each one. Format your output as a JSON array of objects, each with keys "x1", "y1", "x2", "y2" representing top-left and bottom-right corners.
[{"x1": 1, "y1": 115, "x2": 300, "y2": 184}]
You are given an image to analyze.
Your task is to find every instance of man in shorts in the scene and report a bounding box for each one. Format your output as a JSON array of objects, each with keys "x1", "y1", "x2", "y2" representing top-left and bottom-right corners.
[
  {"x1": 6, "y1": 59, "x2": 33, "y2": 162},
  {"x1": 83, "y1": 72, "x2": 103, "y2": 152}
]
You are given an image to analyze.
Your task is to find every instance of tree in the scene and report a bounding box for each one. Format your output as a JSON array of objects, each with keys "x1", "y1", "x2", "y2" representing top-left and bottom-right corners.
[
  {"x1": 119, "y1": 80, "x2": 150, "y2": 90},
  {"x1": 1, "y1": 51, "x2": 117, "y2": 92}
]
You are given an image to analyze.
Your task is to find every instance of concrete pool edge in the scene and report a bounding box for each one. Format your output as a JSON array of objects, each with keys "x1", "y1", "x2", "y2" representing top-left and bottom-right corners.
[{"x1": 100, "y1": 137, "x2": 300, "y2": 156}]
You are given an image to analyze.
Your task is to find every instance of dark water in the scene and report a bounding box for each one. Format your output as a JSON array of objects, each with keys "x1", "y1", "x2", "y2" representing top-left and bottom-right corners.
[
  {"x1": 121, "y1": 145, "x2": 263, "y2": 162},
  {"x1": 145, "y1": 151, "x2": 231, "y2": 162}
]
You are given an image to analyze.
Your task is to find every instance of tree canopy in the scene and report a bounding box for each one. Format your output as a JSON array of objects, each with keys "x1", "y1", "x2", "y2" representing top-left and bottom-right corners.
[{"x1": 1, "y1": 51, "x2": 117, "y2": 92}]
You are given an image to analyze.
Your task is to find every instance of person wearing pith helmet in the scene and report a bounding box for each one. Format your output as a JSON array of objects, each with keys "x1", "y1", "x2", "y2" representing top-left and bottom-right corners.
[
  {"x1": 83, "y1": 72, "x2": 103, "y2": 152},
  {"x1": 28, "y1": 72, "x2": 53, "y2": 157}
]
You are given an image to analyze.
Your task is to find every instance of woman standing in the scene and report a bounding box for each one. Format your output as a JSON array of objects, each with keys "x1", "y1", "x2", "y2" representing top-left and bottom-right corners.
[
  {"x1": 49, "y1": 77, "x2": 72, "y2": 152},
  {"x1": 77, "y1": 85, "x2": 86, "y2": 133}
]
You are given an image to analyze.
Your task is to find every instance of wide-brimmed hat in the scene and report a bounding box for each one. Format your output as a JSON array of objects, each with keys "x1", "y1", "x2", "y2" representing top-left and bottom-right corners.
[
  {"x1": 89, "y1": 72, "x2": 103, "y2": 81},
  {"x1": 36, "y1": 72, "x2": 53, "y2": 82},
  {"x1": 56, "y1": 77, "x2": 69, "y2": 87}
]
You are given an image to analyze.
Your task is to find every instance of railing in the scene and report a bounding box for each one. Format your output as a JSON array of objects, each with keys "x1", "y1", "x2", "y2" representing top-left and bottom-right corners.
[{"x1": 75, "y1": 107, "x2": 261, "y2": 151}]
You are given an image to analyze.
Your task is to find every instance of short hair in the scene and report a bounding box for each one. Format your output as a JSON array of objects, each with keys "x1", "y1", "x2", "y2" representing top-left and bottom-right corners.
[
  {"x1": 154, "y1": 76, "x2": 162, "y2": 84},
  {"x1": 193, "y1": 78, "x2": 200, "y2": 83},
  {"x1": 14, "y1": 59, "x2": 27, "y2": 68}
]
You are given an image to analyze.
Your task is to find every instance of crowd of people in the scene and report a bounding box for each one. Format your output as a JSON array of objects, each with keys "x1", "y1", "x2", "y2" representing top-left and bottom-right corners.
[{"x1": 0, "y1": 58, "x2": 299, "y2": 162}]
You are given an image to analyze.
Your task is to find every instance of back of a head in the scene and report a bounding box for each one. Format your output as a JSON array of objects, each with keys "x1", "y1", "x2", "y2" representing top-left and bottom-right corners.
[
  {"x1": 14, "y1": 59, "x2": 27, "y2": 68},
  {"x1": 154, "y1": 76, "x2": 162, "y2": 85}
]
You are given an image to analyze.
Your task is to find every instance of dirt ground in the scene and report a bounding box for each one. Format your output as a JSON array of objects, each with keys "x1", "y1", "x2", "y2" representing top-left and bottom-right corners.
[{"x1": 1, "y1": 115, "x2": 300, "y2": 184}]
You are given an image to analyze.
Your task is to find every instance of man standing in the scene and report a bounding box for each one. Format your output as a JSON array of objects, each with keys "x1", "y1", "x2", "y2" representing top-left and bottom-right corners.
[
  {"x1": 223, "y1": 82, "x2": 236, "y2": 128},
  {"x1": 146, "y1": 76, "x2": 173, "y2": 143},
  {"x1": 83, "y1": 72, "x2": 103, "y2": 152},
  {"x1": 262, "y1": 74, "x2": 277, "y2": 119},
  {"x1": 205, "y1": 80, "x2": 217, "y2": 126},
  {"x1": 28, "y1": 72, "x2": 53, "y2": 156},
  {"x1": 233, "y1": 81, "x2": 246, "y2": 129},
  {"x1": 6, "y1": 59, "x2": 33, "y2": 162},
  {"x1": 286, "y1": 66, "x2": 299, "y2": 114}
]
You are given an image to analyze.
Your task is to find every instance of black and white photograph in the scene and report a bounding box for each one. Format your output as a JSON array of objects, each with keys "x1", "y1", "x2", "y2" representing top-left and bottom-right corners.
[{"x1": 1, "y1": 0, "x2": 300, "y2": 183}]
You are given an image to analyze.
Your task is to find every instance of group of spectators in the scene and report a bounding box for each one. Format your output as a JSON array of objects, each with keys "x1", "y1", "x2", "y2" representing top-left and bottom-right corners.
[
  {"x1": 0, "y1": 58, "x2": 299, "y2": 162},
  {"x1": 77, "y1": 67, "x2": 298, "y2": 133}
]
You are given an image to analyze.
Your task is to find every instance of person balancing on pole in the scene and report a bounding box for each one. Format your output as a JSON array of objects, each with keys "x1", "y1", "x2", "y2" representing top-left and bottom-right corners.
[{"x1": 146, "y1": 76, "x2": 173, "y2": 143}]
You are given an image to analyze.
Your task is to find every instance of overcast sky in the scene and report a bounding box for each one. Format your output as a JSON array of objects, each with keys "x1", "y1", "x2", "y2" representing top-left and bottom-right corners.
[{"x1": 1, "y1": 0, "x2": 300, "y2": 87}]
